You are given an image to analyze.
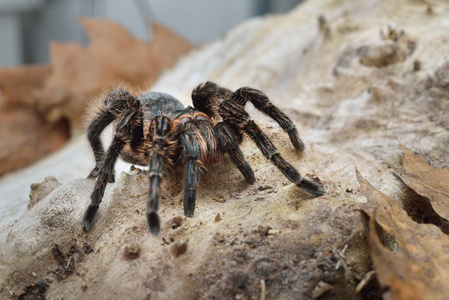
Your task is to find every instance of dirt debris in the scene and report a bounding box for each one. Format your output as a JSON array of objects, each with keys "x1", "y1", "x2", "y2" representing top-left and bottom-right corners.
[
  {"x1": 17, "y1": 279, "x2": 49, "y2": 300},
  {"x1": 170, "y1": 239, "x2": 188, "y2": 258},
  {"x1": 51, "y1": 243, "x2": 93, "y2": 280},
  {"x1": 124, "y1": 242, "x2": 141, "y2": 260}
]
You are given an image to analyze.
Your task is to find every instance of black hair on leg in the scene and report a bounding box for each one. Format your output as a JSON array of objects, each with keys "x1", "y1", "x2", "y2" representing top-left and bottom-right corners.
[
  {"x1": 83, "y1": 109, "x2": 138, "y2": 230},
  {"x1": 86, "y1": 89, "x2": 141, "y2": 181},
  {"x1": 215, "y1": 122, "x2": 255, "y2": 183},
  {"x1": 219, "y1": 101, "x2": 324, "y2": 196},
  {"x1": 232, "y1": 87, "x2": 305, "y2": 151},
  {"x1": 86, "y1": 112, "x2": 115, "y2": 180},
  {"x1": 146, "y1": 116, "x2": 174, "y2": 236},
  {"x1": 181, "y1": 130, "x2": 200, "y2": 218}
]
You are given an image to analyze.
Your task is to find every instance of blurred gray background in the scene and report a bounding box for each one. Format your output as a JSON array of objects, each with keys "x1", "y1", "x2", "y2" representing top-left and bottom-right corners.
[{"x1": 0, "y1": 0, "x2": 303, "y2": 67}]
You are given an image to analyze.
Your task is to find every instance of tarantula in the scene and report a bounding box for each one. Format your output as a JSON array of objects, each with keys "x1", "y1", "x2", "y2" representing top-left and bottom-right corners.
[{"x1": 83, "y1": 82, "x2": 324, "y2": 235}]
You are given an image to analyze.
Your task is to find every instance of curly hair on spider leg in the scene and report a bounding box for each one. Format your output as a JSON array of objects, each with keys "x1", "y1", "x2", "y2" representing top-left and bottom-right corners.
[{"x1": 82, "y1": 82, "x2": 324, "y2": 235}]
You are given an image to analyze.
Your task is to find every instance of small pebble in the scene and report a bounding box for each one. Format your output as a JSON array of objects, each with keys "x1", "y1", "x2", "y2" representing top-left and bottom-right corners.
[
  {"x1": 170, "y1": 239, "x2": 188, "y2": 257},
  {"x1": 214, "y1": 196, "x2": 226, "y2": 203},
  {"x1": 257, "y1": 224, "x2": 272, "y2": 236},
  {"x1": 413, "y1": 59, "x2": 421, "y2": 71},
  {"x1": 258, "y1": 184, "x2": 272, "y2": 191},
  {"x1": 168, "y1": 216, "x2": 184, "y2": 229},
  {"x1": 124, "y1": 242, "x2": 141, "y2": 260},
  {"x1": 312, "y1": 281, "x2": 333, "y2": 299},
  {"x1": 267, "y1": 229, "x2": 280, "y2": 235}
]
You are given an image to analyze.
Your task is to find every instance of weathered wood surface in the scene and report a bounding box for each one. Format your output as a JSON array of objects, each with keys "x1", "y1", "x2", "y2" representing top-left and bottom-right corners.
[{"x1": 1, "y1": 0, "x2": 448, "y2": 299}]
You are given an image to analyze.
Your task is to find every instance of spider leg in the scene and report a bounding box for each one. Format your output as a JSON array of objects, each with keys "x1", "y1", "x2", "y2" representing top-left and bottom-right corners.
[
  {"x1": 146, "y1": 116, "x2": 175, "y2": 236},
  {"x1": 219, "y1": 101, "x2": 324, "y2": 196},
  {"x1": 232, "y1": 87, "x2": 305, "y2": 151},
  {"x1": 180, "y1": 129, "x2": 200, "y2": 218},
  {"x1": 87, "y1": 89, "x2": 140, "y2": 182},
  {"x1": 83, "y1": 108, "x2": 140, "y2": 230},
  {"x1": 87, "y1": 113, "x2": 114, "y2": 180},
  {"x1": 215, "y1": 122, "x2": 255, "y2": 183},
  {"x1": 194, "y1": 82, "x2": 304, "y2": 151},
  {"x1": 191, "y1": 83, "x2": 255, "y2": 183}
]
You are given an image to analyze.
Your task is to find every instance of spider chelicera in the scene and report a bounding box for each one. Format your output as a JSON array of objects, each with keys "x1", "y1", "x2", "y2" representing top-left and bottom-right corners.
[{"x1": 83, "y1": 82, "x2": 324, "y2": 235}]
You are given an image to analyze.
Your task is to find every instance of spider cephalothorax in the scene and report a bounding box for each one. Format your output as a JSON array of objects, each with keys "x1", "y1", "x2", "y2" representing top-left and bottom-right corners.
[{"x1": 83, "y1": 82, "x2": 324, "y2": 235}]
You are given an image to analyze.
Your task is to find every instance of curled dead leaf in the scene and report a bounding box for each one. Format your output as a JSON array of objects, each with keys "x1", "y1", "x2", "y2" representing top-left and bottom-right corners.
[
  {"x1": 397, "y1": 145, "x2": 449, "y2": 221},
  {"x1": 357, "y1": 168, "x2": 449, "y2": 300}
]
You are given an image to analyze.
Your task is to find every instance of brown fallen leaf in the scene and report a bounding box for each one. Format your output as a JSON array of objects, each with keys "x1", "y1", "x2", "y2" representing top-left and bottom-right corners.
[
  {"x1": 0, "y1": 65, "x2": 64, "y2": 177},
  {"x1": 0, "y1": 110, "x2": 69, "y2": 176},
  {"x1": 397, "y1": 145, "x2": 449, "y2": 221},
  {"x1": 36, "y1": 17, "x2": 193, "y2": 131},
  {"x1": 149, "y1": 23, "x2": 193, "y2": 68},
  {"x1": 0, "y1": 65, "x2": 51, "y2": 110},
  {"x1": 0, "y1": 18, "x2": 192, "y2": 176},
  {"x1": 357, "y1": 169, "x2": 449, "y2": 300}
]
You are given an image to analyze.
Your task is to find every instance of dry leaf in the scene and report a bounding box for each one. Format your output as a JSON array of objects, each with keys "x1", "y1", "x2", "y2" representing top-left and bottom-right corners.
[
  {"x1": 0, "y1": 66, "x2": 61, "y2": 176},
  {"x1": 149, "y1": 23, "x2": 193, "y2": 68},
  {"x1": 396, "y1": 145, "x2": 449, "y2": 221},
  {"x1": 0, "y1": 18, "x2": 192, "y2": 176},
  {"x1": 36, "y1": 17, "x2": 193, "y2": 130},
  {"x1": 0, "y1": 110, "x2": 69, "y2": 176},
  {"x1": 0, "y1": 65, "x2": 51, "y2": 110},
  {"x1": 358, "y1": 169, "x2": 449, "y2": 300}
]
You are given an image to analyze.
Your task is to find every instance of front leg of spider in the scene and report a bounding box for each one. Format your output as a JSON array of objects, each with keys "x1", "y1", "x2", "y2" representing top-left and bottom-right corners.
[
  {"x1": 146, "y1": 116, "x2": 174, "y2": 236},
  {"x1": 146, "y1": 115, "x2": 202, "y2": 235},
  {"x1": 180, "y1": 131, "x2": 200, "y2": 217},
  {"x1": 86, "y1": 90, "x2": 138, "y2": 183},
  {"x1": 83, "y1": 108, "x2": 139, "y2": 230}
]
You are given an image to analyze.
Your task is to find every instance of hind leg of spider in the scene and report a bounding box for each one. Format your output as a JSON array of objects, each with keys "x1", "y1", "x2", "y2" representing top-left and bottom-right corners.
[
  {"x1": 146, "y1": 116, "x2": 175, "y2": 236},
  {"x1": 231, "y1": 87, "x2": 304, "y2": 151},
  {"x1": 219, "y1": 101, "x2": 324, "y2": 196},
  {"x1": 83, "y1": 108, "x2": 140, "y2": 230},
  {"x1": 193, "y1": 82, "x2": 305, "y2": 151},
  {"x1": 87, "y1": 89, "x2": 141, "y2": 182}
]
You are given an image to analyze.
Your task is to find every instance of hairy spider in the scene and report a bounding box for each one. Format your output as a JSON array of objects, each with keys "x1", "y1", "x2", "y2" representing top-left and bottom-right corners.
[{"x1": 83, "y1": 82, "x2": 324, "y2": 235}]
